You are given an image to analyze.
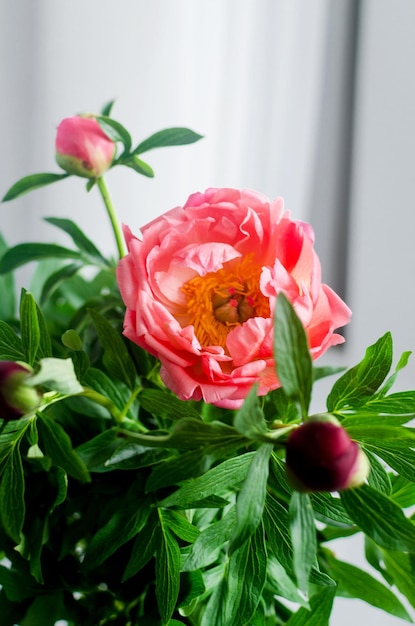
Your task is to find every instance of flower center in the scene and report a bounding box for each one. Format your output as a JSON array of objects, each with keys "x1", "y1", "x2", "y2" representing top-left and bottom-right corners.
[{"x1": 182, "y1": 256, "x2": 270, "y2": 349}]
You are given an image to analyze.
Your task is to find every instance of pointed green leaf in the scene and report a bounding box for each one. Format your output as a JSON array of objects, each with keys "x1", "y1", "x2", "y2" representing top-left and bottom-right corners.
[
  {"x1": 383, "y1": 550, "x2": 415, "y2": 610},
  {"x1": 0, "y1": 321, "x2": 24, "y2": 360},
  {"x1": 0, "y1": 446, "x2": 25, "y2": 543},
  {"x1": 325, "y1": 553, "x2": 412, "y2": 622},
  {"x1": 201, "y1": 525, "x2": 267, "y2": 626},
  {"x1": 134, "y1": 127, "x2": 203, "y2": 154},
  {"x1": 95, "y1": 115, "x2": 132, "y2": 152},
  {"x1": 138, "y1": 388, "x2": 200, "y2": 421},
  {"x1": 159, "y1": 452, "x2": 255, "y2": 508},
  {"x1": 327, "y1": 332, "x2": 393, "y2": 411},
  {"x1": 123, "y1": 155, "x2": 155, "y2": 177},
  {"x1": 0, "y1": 243, "x2": 82, "y2": 274},
  {"x1": 234, "y1": 385, "x2": 268, "y2": 438},
  {"x1": 2, "y1": 173, "x2": 69, "y2": 202},
  {"x1": 100, "y1": 99, "x2": 116, "y2": 116},
  {"x1": 37, "y1": 413, "x2": 90, "y2": 482},
  {"x1": 340, "y1": 484, "x2": 415, "y2": 551},
  {"x1": 159, "y1": 509, "x2": 200, "y2": 543},
  {"x1": 83, "y1": 493, "x2": 151, "y2": 570},
  {"x1": 229, "y1": 443, "x2": 272, "y2": 553},
  {"x1": 285, "y1": 585, "x2": 336, "y2": 625},
  {"x1": 183, "y1": 507, "x2": 237, "y2": 571},
  {"x1": 44, "y1": 217, "x2": 108, "y2": 265},
  {"x1": 123, "y1": 511, "x2": 160, "y2": 581},
  {"x1": 0, "y1": 234, "x2": 15, "y2": 319},
  {"x1": 20, "y1": 291, "x2": 40, "y2": 366},
  {"x1": 89, "y1": 308, "x2": 137, "y2": 389},
  {"x1": 289, "y1": 492, "x2": 317, "y2": 594},
  {"x1": 274, "y1": 292, "x2": 312, "y2": 415},
  {"x1": 156, "y1": 522, "x2": 181, "y2": 624}
]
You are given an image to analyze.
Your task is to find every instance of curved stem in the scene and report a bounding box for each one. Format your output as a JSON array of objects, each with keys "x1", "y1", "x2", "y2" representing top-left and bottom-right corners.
[{"x1": 96, "y1": 176, "x2": 125, "y2": 259}]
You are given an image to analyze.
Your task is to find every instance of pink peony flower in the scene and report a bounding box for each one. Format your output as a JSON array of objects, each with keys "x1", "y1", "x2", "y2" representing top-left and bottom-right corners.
[
  {"x1": 117, "y1": 188, "x2": 351, "y2": 408},
  {"x1": 55, "y1": 116, "x2": 116, "y2": 178},
  {"x1": 0, "y1": 361, "x2": 40, "y2": 420},
  {"x1": 285, "y1": 415, "x2": 369, "y2": 492}
]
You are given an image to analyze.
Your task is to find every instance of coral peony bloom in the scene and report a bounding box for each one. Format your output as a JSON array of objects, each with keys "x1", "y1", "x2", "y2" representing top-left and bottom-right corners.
[
  {"x1": 285, "y1": 415, "x2": 369, "y2": 492},
  {"x1": 117, "y1": 188, "x2": 351, "y2": 408},
  {"x1": 55, "y1": 116, "x2": 116, "y2": 178},
  {"x1": 0, "y1": 361, "x2": 39, "y2": 420}
]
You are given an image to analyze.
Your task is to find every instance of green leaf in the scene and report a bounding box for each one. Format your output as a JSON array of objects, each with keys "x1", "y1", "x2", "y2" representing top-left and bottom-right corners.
[
  {"x1": 159, "y1": 509, "x2": 200, "y2": 543},
  {"x1": 0, "y1": 564, "x2": 39, "y2": 601},
  {"x1": 327, "y1": 332, "x2": 393, "y2": 411},
  {"x1": 95, "y1": 115, "x2": 132, "y2": 152},
  {"x1": 19, "y1": 291, "x2": 40, "y2": 366},
  {"x1": 100, "y1": 99, "x2": 116, "y2": 116},
  {"x1": 34, "y1": 305, "x2": 53, "y2": 361},
  {"x1": 138, "y1": 388, "x2": 201, "y2": 421},
  {"x1": 134, "y1": 127, "x2": 203, "y2": 154},
  {"x1": 324, "y1": 552, "x2": 412, "y2": 622},
  {"x1": 37, "y1": 413, "x2": 90, "y2": 482},
  {"x1": 156, "y1": 521, "x2": 181, "y2": 624},
  {"x1": 365, "y1": 449, "x2": 392, "y2": 495},
  {"x1": 83, "y1": 493, "x2": 151, "y2": 570},
  {"x1": 75, "y1": 428, "x2": 121, "y2": 471},
  {"x1": 44, "y1": 217, "x2": 108, "y2": 265},
  {"x1": 0, "y1": 234, "x2": 15, "y2": 319},
  {"x1": 340, "y1": 484, "x2": 415, "y2": 551},
  {"x1": 201, "y1": 524, "x2": 267, "y2": 626},
  {"x1": 379, "y1": 350, "x2": 412, "y2": 396},
  {"x1": 309, "y1": 491, "x2": 353, "y2": 526},
  {"x1": 89, "y1": 308, "x2": 137, "y2": 389},
  {"x1": 263, "y1": 493, "x2": 293, "y2": 572},
  {"x1": 363, "y1": 440, "x2": 415, "y2": 483},
  {"x1": 390, "y1": 474, "x2": 415, "y2": 508},
  {"x1": 233, "y1": 385, "x2": 268, "y2": 439},
  {"x1": 0, "y1": 445, "x2": 25, "y2": 543},
  {"x1": 229, "y1": 443, "x2": 273, "y2": 552},
  {"x1": 383, "y1": 550, "x2": 415, "y2": 610},
  {"x1": 267, "y1": 555, "x2": 310, "y2": 607},
  {"x1": 123, "y1": 154, "x2": 155, "y2": 177},
  {"x1": 289, "y1": 492, "x2": 317, "y2": 594},
  {"x1": 0, "y1": 321, "x2": 24, "y2": 360},
  {"x1": 183, "y1": 507, "x2": 237, "y2": 571},
  {"x1": 274, "y1": 292, "x2": 312, "y2": 416},
  {"x1": 285, "y1": 585, "x2": 336, "y2": 625},
  {"x1": 0, "y1": 243, "x2": 82, "y2": 274},
  {"x1": 123, "y1": 417, "x2": 246, "y2": 451},
  {"x1": 104, "y1": 442, "x2": 170, "y2": 470},
  {"x1": 123, "y1": 511, "x2": 160, "y2": 581},
  {"x1": 2, "y1": 172, "x2": 69, "y2": 202},
  {"x1": 159, "y1": 452, "x2": 255, "y2": 508}
]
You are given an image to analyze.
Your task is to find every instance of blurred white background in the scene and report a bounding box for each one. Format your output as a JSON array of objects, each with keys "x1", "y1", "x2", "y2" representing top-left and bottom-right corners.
[{"x1": 1, "y1": 0, "x2": 415, "y2": 624}]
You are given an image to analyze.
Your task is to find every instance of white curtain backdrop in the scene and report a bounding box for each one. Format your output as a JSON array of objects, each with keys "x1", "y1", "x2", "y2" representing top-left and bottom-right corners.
[{"x1": 1, "y1": 1, "x2": 415, "y2": 624}]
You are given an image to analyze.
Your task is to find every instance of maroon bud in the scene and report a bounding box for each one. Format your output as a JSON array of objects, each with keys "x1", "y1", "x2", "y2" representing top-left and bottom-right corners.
[
  {"x1": 285, "y1": 415, "x2": 369, "y2": 492},
  {"x1": 0, "y1": 361, "x2": 39, "y2": 420}
]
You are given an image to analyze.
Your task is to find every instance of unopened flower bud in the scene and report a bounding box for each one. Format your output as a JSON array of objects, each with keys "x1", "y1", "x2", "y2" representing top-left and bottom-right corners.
[
  {"x1": 285, "y1": 415, "x2": 369, "y2": 492},
  {"x1": 0, "y1": 361, "x2": 40, "y2": 420},
  {"x1": 55, "y1": 115, "x2": 116, "y2": 178}
]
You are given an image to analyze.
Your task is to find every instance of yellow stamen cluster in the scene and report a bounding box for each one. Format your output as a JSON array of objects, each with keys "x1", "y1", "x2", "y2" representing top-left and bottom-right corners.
[{"x1": 181, "y1": 256, "x2": 270, "y2": 350}]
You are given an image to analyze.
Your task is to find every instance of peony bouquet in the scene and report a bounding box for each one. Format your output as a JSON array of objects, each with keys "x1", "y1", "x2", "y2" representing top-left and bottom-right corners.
[{"x1": 1, "y1": 103, "x2": 415, "y2": 626}]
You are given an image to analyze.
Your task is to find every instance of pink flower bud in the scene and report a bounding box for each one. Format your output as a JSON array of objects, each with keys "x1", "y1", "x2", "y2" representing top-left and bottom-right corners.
[
  {"x1": 0, "y1": 361, "x2": 40, "y2": 420},
  {"x1": 285, "y1": 415, "x2": 369, "y2": 492},
  {"x1": 55, "y1": 116, "x2": 116, "y2": 178}
]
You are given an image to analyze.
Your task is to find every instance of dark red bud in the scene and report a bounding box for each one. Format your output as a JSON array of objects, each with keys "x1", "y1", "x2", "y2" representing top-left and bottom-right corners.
[
  {"x1": 0, "y1": 361, "x2": 39, "y2": 420},
  {"x1": 285, "y1": 415, "x2": 369, "y2": 492}
]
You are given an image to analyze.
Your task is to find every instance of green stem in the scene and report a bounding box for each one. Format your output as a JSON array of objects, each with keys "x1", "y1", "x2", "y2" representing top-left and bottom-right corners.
[{"x1": 96, "y1": 176, "x2": 125, "y2": 259}]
